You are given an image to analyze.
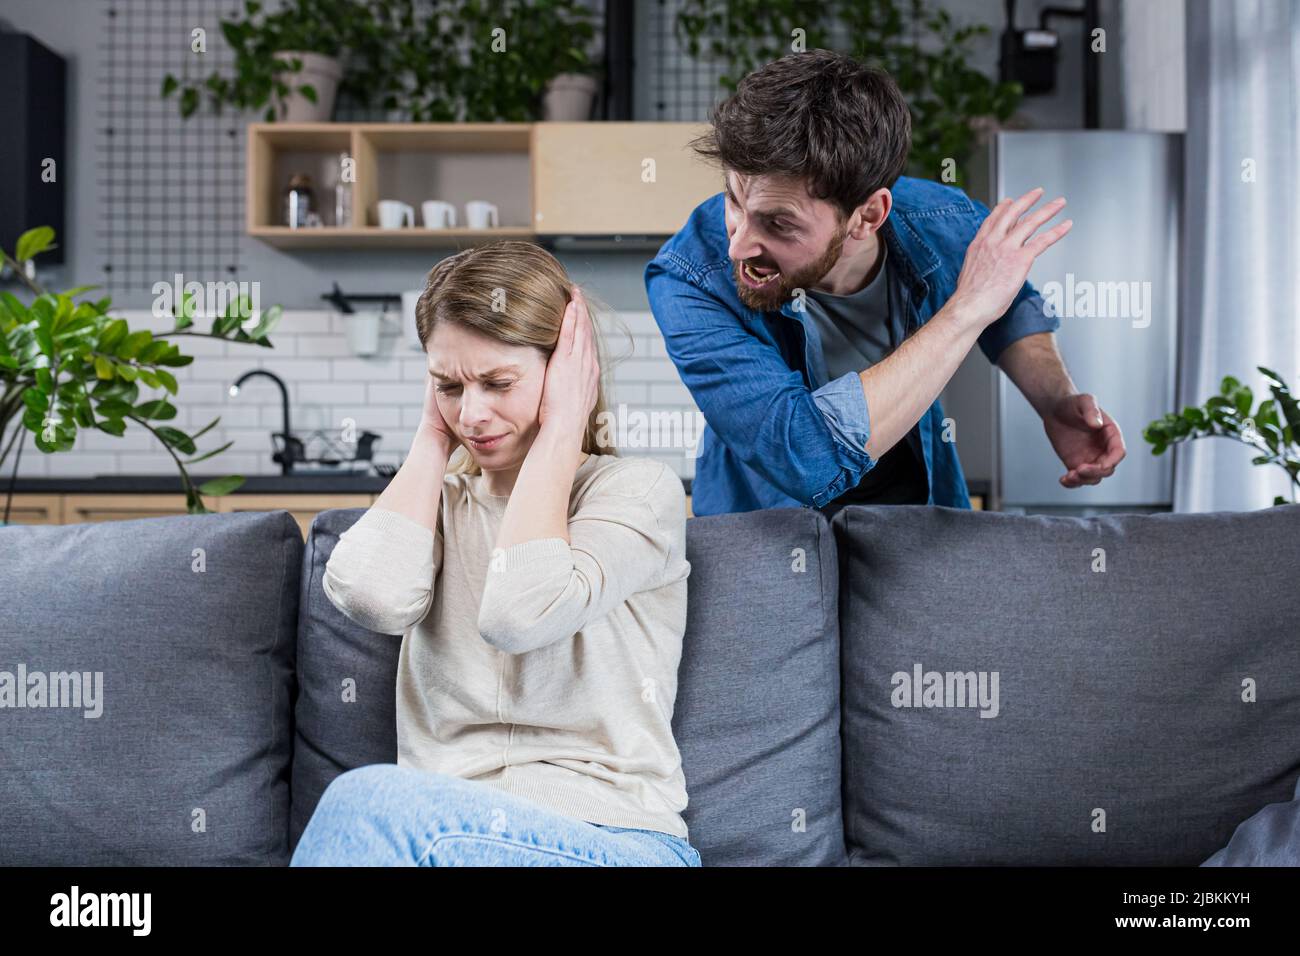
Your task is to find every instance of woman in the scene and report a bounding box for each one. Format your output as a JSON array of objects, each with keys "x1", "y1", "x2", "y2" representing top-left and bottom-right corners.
[{"x1": 291, "y1": 241, "x2": 700, "y2": 867}]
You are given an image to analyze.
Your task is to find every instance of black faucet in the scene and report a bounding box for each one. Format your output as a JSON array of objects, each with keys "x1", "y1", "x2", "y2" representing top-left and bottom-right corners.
[{"x1": 230, "y1": 369, "x2": 294, "y2": 475}]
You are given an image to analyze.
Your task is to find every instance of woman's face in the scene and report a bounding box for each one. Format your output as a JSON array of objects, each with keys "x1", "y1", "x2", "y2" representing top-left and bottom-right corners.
[{"x1": 426, "y1": 321, "x2": 548, "y2": 470}]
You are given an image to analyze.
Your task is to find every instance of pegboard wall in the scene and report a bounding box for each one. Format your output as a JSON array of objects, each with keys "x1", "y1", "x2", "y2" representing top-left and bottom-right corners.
[{"x1": 96, "y1": 0, "x2": 246, "y2": 294}]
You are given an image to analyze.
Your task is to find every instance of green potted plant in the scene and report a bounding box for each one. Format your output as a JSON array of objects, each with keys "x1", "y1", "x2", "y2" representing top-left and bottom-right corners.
[
  {"x1": 0, "y1": 227, "x2": 284, "y2": 522},
  {"x1": 1144, "y1": 368, "x2": 1300, "y2": 506},
  {"x1": 455, "y1": 0, "x2": 599, "y2": 122},
  {"x1": 358, "y1": 0, "x2": 462, "y2": 121},
  {"x1": 161, "y1": 0, "x2": 383, "y2": 122},
  {"x1": 675, "y1": 0, "x2": 1023, "y2": 186}
]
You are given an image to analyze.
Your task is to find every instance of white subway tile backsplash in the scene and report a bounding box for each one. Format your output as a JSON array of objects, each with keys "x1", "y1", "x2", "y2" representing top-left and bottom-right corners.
[
  {"x1": 649, "y1": 382, "x2": 697, "y2": 405},
  {"x1": 402, "y1": 357, "x2": 430, "y2": 380},
  {"x1": 299, "y1": 383, "x2": 366, "y2": 405},
  {"x1": 295, "y1": 335, "x2": 355, "y2": 358},
  {"x1": 187, "y1": 358, "x2": 271, "y2": 382},
  {"x1": 367, "y1": 383, "x2": 421, "y2": 404},
  {"x1": 613, "y1": 310, "x2": 662, "y2": 336},
  {"x1": 620, "y1": 359, "x2": 686, "y2": 382},
  {"x1": 44, "y1": 452, "x2": 119, "y2": 477},
  {"x1": 186, "y1": 403, "x2": 262, "y2": 429},
  {"x1": 331, "y1": 358, "x2": 400, "y2": 380},
  {"x1": 42, "y1": 308, "x2": 698, "y2": 477},
  {"x1": 269, "y1": 311, "x2": 335, "y2": 335},
  {"x1": 263, "y1": 358, "x2": 332, "y2": 381}
]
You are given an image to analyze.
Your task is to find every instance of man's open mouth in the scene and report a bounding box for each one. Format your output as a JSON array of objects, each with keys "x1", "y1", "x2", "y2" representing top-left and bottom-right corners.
[{"x1": 741, "y1": 261, "x2": 781, "y2": 286}]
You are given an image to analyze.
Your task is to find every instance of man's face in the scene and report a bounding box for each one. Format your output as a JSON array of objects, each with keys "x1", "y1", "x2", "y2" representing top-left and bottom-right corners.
[{"x1": 723, "y1": 170, "x2": 848, "y2": 311}]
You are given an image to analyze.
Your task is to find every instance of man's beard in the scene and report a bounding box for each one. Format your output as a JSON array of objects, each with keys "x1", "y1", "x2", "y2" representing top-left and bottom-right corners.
[{"x1": 733, "y1": 219, "x2": 847, "y2": 311}]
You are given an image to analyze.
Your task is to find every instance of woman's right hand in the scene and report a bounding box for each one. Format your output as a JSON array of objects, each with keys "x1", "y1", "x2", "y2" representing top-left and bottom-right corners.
[{"x1": 418, "y1": 373, "x2": 460, "y2": 456}]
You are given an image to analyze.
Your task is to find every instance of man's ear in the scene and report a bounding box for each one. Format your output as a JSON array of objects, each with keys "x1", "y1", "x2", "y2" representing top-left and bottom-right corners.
[{"x1": 847, "y1": 188, "x2": 892, "y2": 240}]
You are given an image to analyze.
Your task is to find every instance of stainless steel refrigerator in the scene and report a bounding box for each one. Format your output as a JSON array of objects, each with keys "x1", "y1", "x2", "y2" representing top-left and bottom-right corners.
[{"x1": 947, "y1": 130, "x2": 1182, "y2": 513}]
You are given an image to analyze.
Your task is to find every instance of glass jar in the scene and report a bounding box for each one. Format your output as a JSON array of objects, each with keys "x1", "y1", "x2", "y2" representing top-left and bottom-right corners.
[{"x1": 283, "y1": 173, "x2": 316, "y2": 228}]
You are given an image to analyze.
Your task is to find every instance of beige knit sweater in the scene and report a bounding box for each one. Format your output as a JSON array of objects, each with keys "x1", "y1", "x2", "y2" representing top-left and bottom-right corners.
[{"x1": 321, "y1": 452, "x2": 694, "y2": 838}]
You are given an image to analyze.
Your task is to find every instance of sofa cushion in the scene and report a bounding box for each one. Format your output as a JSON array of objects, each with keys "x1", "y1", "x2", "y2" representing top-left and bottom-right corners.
[
  {"x1": 834, "y1": 503, "x2": 1300, "y2": 865},
  {"x1": 0, "y1": 510, "x2": 300, "y2": 865},
  {"x1": 291, "y1": 505, "x2": 848, "y2": 866},
  {"x1": 673, "y1": 507, "x2": 846, "y2": 866},
  {"x1": 290, "y1": 509, "x2": 402, "y2": 851}
]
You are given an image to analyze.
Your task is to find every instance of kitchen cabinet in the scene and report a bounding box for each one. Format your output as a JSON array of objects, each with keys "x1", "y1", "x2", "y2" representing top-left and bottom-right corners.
[
  {"x1": 246, "y1": 122, "x2": 718, "y2": 247},
  {"x1": 530, "y1": 122, "x2": 719, "y2": 235}
]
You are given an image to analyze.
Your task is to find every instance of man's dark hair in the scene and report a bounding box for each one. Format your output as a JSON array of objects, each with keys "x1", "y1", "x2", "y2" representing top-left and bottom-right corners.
[{"x1": 691, "y1": 49, "x2": 912, "y2": 220}]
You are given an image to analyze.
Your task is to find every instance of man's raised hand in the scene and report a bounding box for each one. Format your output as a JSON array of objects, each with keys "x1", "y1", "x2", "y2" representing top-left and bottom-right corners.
[{"x1": 948, "y1": 187, "x2": 1072, "y2": 329}]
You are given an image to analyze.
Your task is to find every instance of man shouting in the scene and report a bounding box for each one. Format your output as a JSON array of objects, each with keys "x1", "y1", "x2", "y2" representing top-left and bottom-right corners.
[{"x1": 645, "y1": 49, "x2": 1125, "y2": 517}]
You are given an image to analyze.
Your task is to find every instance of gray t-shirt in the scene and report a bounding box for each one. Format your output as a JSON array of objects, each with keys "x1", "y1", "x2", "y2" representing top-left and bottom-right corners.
[
  {"x1": 803, "y1": 243, "x2": 929, "y2": 512},
  {"x1": 805, "y1": 242, "x2": 895, "y2": 380}
]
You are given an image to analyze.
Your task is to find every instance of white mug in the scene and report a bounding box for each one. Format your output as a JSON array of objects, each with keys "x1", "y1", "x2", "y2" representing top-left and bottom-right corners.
[
  {"x1": 465, "y1": 200, "x2": 499, "y2": 229},
  {"x1": 421, "y1": 200, "x2": 457, "y2": 229},
  {"x1": 377, "y1": 200, "x2": 414, "y2": 229}
]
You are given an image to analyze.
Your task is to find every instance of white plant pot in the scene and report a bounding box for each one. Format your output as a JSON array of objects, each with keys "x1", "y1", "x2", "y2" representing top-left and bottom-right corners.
[
  {"x1": 272, "y1": 51, "x2": 343, "y2": 122},
  {"x1": 542, "y1": 72, "x2": 599, "y2": 121}
]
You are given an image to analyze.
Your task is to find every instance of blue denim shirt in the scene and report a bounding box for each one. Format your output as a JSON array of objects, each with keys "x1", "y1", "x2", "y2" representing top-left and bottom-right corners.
[{"x1": 644, "y1": 175, "x2": 1060, "y2": 516}]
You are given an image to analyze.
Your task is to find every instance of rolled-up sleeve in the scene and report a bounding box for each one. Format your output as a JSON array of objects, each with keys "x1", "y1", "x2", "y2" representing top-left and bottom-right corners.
[
  {"x1": 645, "y1": 257, "x2": 875, "y2": 507},
  {"x1": 811, "y1": 370, "x2": 873, "y2": 461},
  {"x1": 976, "y1": 289, "x2": 1060, "y2": 365}
]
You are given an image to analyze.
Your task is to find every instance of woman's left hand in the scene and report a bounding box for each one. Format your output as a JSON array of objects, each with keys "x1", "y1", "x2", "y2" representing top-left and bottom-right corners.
[{"x1": 538, "y1": 285, "x2": 600, "y2": 447}]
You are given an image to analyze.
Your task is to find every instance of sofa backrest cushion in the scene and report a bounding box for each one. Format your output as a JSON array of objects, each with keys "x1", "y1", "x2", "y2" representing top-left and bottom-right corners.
[
  {"x1": 0, "y1": 510, "x2": 300, "y2": 865},
  {"x1": 674, "y1": 507, "x2": 847, "y2": 866},
  {"x1": 290, "y1": 509, "x2": 401, "y2": 850},
  {"x1": 834, "y1": 503, "x2": 1300, "y2": 865},
  {"x1": 292, "y1": 505, "x2": 848, "y2": 866}
]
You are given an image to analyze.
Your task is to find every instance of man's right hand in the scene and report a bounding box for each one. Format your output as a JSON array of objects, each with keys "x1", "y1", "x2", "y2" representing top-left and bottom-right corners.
[{"x1": 947, "y1": 187, "x2": 1072, "y2": 329}]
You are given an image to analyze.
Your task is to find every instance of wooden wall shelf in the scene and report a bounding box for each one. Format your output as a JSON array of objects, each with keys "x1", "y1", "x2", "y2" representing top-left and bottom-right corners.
[{"x1": 246, "y1": 122, "x2": 720, "y2": 248}]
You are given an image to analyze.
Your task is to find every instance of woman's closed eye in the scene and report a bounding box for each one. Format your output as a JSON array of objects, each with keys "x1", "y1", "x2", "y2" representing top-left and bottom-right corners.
[{"x1": 436, "y1": 381, "x2": 513, "y2": 393}]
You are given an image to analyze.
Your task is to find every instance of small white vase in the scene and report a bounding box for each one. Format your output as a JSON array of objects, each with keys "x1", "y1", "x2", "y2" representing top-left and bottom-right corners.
[
  {"x1": 272, "y1": 51, "x2": 343, "y2": 122},
  {"x1": 542, "y1": 72, "x2": 599, "y2": 121},
  {"x1": 343, "y1": 311, "x2": 381, "y2": 357}
]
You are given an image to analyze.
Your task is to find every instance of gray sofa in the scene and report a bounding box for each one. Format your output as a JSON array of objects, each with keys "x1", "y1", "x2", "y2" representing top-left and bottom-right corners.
[{"x1": 3, "y1": 501, "x2": 1298, "y2": 866}]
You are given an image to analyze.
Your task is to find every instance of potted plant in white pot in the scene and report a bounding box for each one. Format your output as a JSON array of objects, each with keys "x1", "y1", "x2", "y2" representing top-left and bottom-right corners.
[
  {"x1": 453, "y1": 0, "x2": 600, "y2": 121},
  {"x1": 161, "y1": 0, "x2": 385, "y2": 122}
]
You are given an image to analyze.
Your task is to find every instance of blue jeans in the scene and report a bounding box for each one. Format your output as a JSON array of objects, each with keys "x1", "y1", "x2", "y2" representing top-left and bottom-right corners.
[
  {"x1": 291, "y1": 764, "x2": 703, "y2": 867},
  {"x1": 1201, "y1": 774, "x2": 1300, "y2": 866}
]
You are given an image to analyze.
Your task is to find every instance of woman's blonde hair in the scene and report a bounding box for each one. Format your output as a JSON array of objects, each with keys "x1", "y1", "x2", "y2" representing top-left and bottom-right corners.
[{"x1": 414, "y1": 240, "x2": 630, "y2": 477}]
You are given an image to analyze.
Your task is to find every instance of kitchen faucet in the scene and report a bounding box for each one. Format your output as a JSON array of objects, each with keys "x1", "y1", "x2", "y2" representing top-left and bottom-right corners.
[{"x1": 230, "y1": 369, "x2": 294, "y2": 475}]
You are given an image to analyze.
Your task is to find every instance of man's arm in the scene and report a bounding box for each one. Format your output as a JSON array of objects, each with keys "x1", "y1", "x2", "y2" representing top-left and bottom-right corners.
[
  {"x1": 858, "y1": 189, "x2": 1074, "y2": 459},
  {"x1": 996, "y1": 328, "x2": 1127, "y2": 487},
  {"x1": 995, "y1": 331, "x2": 1077, "y2": 418},
  {"x1": 859, "y1": 303, "x2": 986, "y2": 459}
]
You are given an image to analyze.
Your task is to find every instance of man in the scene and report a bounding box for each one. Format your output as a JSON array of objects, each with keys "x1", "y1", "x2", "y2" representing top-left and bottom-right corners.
[{"x1": 645, "y1": 50, "x2": 1126, "y2": 518}]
